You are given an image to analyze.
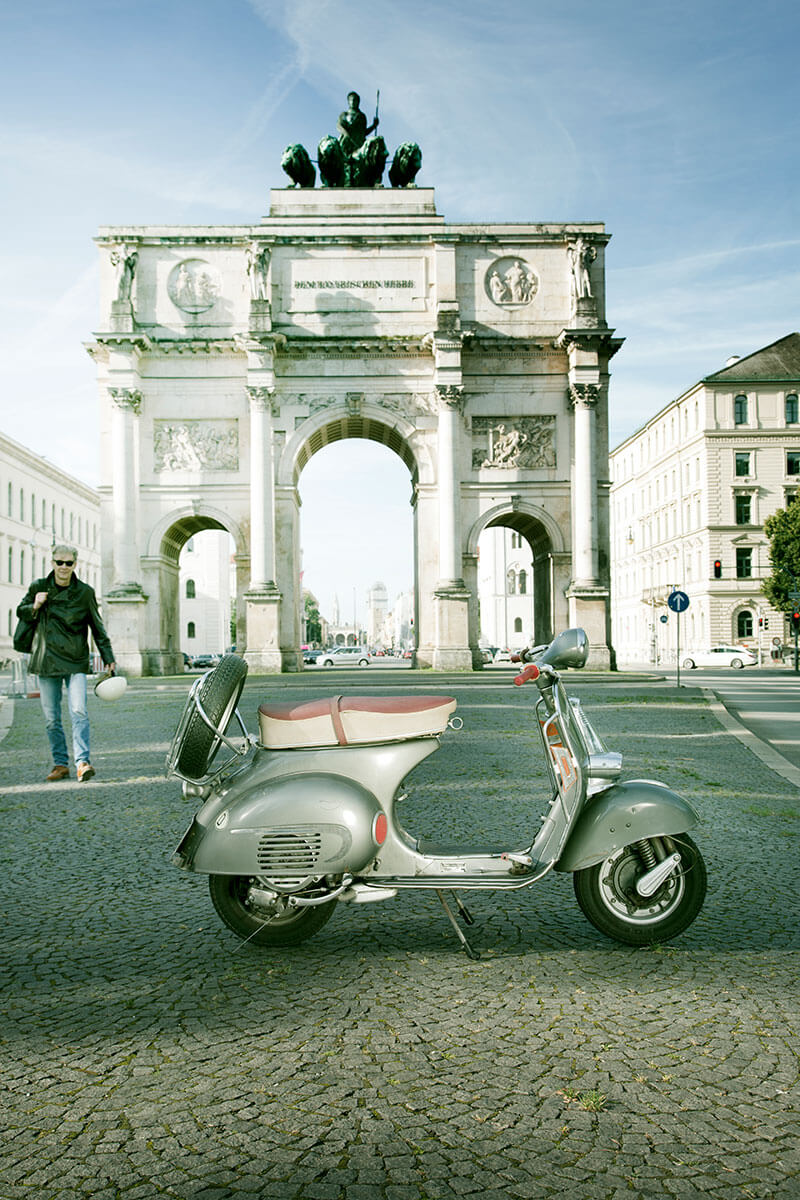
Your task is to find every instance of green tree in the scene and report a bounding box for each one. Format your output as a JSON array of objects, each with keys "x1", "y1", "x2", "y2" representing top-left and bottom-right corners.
[
  {"x1": 763, "y1": 496, "x2": 800, "y2": 613},
  {"x1": 304, "y1": 592, "x2": 322, "y2": 644}
]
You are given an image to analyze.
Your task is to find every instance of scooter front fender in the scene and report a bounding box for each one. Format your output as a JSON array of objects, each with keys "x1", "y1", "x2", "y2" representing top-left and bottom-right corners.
[{"x1": 554, "y1": 779, "x2": 700, "y2": 873}]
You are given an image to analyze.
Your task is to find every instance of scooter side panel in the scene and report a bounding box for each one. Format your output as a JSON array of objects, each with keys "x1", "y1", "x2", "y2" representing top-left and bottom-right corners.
[
  {"x1": 554, "y1": 779, "x2": 700, "y2": 872},
  {"x1": 174, "y1": 773, "x2": 382, "y2": 877}
]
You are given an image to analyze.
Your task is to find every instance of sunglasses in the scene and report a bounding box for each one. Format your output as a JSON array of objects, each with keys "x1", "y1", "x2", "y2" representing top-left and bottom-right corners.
[{"x1": 54, "y1": 559, "x2": 75, "y2": 567}]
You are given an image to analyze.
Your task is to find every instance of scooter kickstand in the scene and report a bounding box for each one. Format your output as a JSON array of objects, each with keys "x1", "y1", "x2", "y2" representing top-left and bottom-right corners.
[
  {"x1": 436, "y1": 890, "x2": 480, "y2": 960},
  {"x1": 453, "y1": 894, "x2": 475, "y2": 925}
]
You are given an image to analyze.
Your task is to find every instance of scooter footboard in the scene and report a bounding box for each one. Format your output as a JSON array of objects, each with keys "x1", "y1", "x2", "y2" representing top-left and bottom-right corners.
[{"x1": 554, "y1": 779, "x2": 700, "y2": 872}]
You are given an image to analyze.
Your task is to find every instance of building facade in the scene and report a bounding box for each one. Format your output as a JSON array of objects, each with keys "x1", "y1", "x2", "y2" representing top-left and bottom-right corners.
[
  {"x1": 477, "y1": 526, "x2": 535, "y2": 651},
  {"x1": 610, "y1": 334, "x2": 800, "y2": 663},
  {"x1": 179, "y1": 530, "x2": 233, "y2": 658},
  {"x1": 88, "y1": 188, "x2": 621, "y2": 674},
  {"x1": 1, "y1": 432, "x2": 101, "y2": 661}
]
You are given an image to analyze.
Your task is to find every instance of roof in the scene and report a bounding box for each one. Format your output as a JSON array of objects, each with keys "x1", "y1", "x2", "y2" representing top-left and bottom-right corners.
[{"x1": 704, "y1": 332, "x2": 800, "y2": 383}]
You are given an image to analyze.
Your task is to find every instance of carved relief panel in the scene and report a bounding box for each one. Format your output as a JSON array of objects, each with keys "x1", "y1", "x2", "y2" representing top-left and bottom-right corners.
[
  {"x1": 472, "y1": 416, "x2": 556, "y2": 470},
  {"x1": 154, "y1": 420, "x2": 239, "y2": 472}
]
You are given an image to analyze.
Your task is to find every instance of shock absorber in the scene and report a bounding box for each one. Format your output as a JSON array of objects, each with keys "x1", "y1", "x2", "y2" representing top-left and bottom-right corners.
[{"x1": 635, "y1": 838, "x2": 657, "y2": 869}]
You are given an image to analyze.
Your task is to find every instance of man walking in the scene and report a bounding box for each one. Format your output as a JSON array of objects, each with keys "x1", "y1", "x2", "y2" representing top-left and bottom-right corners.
[{"x1": 16, "y1": 545, "x2": 116, "y2": 782}]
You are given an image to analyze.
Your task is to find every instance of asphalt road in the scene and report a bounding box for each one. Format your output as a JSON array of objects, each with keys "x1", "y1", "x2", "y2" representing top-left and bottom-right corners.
[{"x1": 1, "y1": 669, "x2": 798, "y2": 1199}]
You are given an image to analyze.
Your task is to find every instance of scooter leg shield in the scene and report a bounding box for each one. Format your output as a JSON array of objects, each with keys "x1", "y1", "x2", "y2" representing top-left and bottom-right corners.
[{"x1": 554, "y1": 779, "x2": 700, "y2": 873}]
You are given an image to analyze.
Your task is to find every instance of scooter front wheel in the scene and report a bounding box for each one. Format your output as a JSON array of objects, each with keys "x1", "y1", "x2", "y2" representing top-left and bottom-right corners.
[
  {"x1": 573, "y1": 834, "x2": 706, "y2": 946},
  {"x1": 209, "y1": 875, "x2": 337, "y2": 946}
]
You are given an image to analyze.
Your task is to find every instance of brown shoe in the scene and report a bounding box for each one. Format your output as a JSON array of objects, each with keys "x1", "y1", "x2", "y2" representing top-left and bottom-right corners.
[
  {"x1": 77, "y1": 762, "x2": 96, "y2": 783},
  {"x1": 46, "y1": 764, "x2": 70, "y2": 782}
]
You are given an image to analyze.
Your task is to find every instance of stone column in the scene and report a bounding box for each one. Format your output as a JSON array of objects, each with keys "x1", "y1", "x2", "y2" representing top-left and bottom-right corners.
[
  {"x1": 436, "y1": 385, "x2": 464, "y2": 587},
  {"x1": 432, "y1": 384, "x2": 471, "y2": 670},
  {"x1": 237, "y1": 328, "x2": 284, "y2": 673},
  {"x1": 247, "y1": 386, "x2": 277, "y2": 591},
  {"x1": 108, "y1": 388, "x2": 143, "y2": 594},
  {"x1": 569, "y1": 383, "x2": 599, "y2": 587}
]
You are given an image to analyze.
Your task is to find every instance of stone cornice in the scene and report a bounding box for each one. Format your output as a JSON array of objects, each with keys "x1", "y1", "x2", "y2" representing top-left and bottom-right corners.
[
  {"x1": 463, "y1": 337, "x2": 558, "y2": 358},
  {"x1": 149, "y1": 339, "x2": 237, "y2": 356},
  {"x1": 277, "y1": 336, "x2": 427, "y2": 358},
  {"x1": 86, "y1": 331, "x2": 152, "y2": 361},
  {"x1": 556, "y1": 327, "x2": 624, "y2": 358}
]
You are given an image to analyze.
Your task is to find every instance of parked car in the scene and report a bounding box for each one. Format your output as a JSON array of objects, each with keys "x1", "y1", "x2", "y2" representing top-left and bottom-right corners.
[
  {"x1": 318, "y1": 647, "x2": 371, "y2": 667},
  {"x1": 681, "y1": 645, "x2": 757, "y2": 669},
  {"x1": 191, "y1": 654, "x2": 222, "y2": 670},
  {"x1": 493, "y1": 648, "x2": 513, "y2": 664},
  {"x1": 303, "y1": 648, "x2": 322, "y2": 665}
]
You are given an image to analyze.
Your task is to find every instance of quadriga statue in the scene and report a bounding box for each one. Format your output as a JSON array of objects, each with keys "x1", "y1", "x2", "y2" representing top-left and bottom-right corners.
[
  {"x1": 280, "y1": 144, "x2": 316, "y2": 188},
  {"x1": 389, "y1": 142, "x2": 422, "y2": 188}
]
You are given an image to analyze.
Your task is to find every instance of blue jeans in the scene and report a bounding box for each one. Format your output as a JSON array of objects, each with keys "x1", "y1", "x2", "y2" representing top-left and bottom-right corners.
[{"x1": 38, "y1": 674, "x2": 90, "y2": 766}]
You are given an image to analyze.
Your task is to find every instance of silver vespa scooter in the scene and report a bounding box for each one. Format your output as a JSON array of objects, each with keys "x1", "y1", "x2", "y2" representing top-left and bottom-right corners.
[{"x1": 167, "y1": 629, "x2": 707, "y2": 958}]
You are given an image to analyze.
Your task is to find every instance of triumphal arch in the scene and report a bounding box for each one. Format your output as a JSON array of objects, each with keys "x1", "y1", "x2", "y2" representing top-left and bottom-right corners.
[{"x1": 88, "y1": 111, "x2": 621, "y2": 674}]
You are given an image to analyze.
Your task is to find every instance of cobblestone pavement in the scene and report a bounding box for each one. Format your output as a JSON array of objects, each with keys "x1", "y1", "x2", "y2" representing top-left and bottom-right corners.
[{"x1": 1, "y1": 670, "x2": 798, "y2": 1200}]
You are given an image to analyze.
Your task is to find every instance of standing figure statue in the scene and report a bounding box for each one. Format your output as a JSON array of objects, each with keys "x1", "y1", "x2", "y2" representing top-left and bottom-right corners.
[
  {"x1": 568, "y1": 237, "x2": 596, "y2": 301},
  {"x1": 110, "y1": 243, "x2": 137, "y2": 304},
  {"x1": 337, "y1": 91, "x2": 379, "y2": 159},
  {"x1": 246, "y1": 243, "x2": 270, "y2": 301}
]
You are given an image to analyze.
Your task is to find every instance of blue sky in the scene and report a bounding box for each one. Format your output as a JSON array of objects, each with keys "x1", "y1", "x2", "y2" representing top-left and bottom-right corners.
[{"x1": 2, "y1": 0, "x2": 798, "y2": 622}]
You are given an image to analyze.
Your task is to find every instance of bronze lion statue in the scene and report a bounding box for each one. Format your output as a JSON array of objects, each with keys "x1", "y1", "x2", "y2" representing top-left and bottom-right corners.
[
  {"x1": 317, "y1": 136, "x2": 346, "y2": 188},
  {"x1": 281, "y1": 144, "x2": 316, "y2": 188},
  {"x1": 349, "y1": 135, "x2": 389, "y2": 187},
  {"x1": 389, "y1": 142, "x2": 422, "y2": 188}
]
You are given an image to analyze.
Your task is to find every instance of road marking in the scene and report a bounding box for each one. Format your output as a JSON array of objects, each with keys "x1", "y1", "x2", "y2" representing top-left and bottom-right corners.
[{"x1": 703, "y1": 689, "x2": 800, "y2": 791}]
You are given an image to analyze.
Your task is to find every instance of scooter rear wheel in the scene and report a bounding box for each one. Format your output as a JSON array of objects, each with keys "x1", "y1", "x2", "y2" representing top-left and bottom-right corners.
[
  {"x1": 209, "y1": 875, "x2": 338, "y2": 946},
  {"x1": 573, "y1": 834, "x2": 706, "y2": 946}
]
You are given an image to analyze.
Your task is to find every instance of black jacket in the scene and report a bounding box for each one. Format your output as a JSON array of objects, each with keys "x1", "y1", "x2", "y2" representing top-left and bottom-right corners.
[{"x1": 16, "y1": 573, "x2": 115, "y2": 676}]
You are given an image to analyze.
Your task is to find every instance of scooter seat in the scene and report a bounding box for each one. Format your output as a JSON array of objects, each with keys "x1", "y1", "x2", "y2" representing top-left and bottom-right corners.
[{"x1": 258, "y1": 694, "x2": 457, "y2": 749}]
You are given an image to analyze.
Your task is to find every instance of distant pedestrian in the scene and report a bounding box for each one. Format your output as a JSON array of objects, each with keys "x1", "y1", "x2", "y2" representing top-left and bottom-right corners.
[{"x1": 16, "y1": 545, "x2": 116, "y2": 782}]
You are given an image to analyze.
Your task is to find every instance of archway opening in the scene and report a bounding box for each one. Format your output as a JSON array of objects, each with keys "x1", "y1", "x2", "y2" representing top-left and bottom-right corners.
[
  {"x1": 298, "y1": 436, "x2": 415, "y2": 657},
  {"x1": 477, "y1": 512, "x2": 555, "y2": 653},
  {"x1": 179, "y1": 529, "x2": 236, "y2": 663},
  {"x1": 152, "y1": 513, "x2": 242, "y2": 675}
]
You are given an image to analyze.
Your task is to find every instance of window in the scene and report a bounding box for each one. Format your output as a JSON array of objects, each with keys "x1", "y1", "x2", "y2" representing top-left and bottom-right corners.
[
  {"x1": 737, "y1": 610, "x2": 753, "y2": 639},
  {"x1": 187, "y1": 622, "x2": 196, "y2": 639},
  {"x1": 735, "y1": 494, "x2": 752, "y2": 524},
  {"x1": 736, "y1": 548, "x2": 752, "y2": 579},
  {"x1": 786, "y1": 394, "x2": 799, "y2": 424},
  {"x1": 7, "y1": 547, "x2": 12, "y2": 582},
  {"x1": 734, "y1": 395, "x2": 748, "y2": 425},
  {"x1": 518, "y1": 569, "x2": 527, "y2": 594},
  {"x1": 735, "y1": 452, "x2": 751, "y2": 477},
  {"x1": 514, "y1": 618, "x2": 523, "y2": 634},
  {"x1": 787, "y1": 452, "x2": 800, "y2": 477},
  {"x1": 185, "y1": 579, "x2": 196, "y2": 598}
]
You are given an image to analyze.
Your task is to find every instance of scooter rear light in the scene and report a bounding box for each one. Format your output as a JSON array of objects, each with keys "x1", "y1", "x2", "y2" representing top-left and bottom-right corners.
[{"x1": 373, "y1": 812, "x2": 388, "y2": 845}]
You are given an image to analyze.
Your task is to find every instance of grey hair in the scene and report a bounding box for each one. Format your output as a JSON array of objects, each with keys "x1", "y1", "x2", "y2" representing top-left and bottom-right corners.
[{"x1": 53, "y1": 544, "x2": 78, "y2": 560}]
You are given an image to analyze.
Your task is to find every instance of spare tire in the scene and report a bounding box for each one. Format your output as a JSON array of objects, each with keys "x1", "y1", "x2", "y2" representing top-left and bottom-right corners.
[{"x1": 176, "y1": 654, "x2": 248, "y2": 780}]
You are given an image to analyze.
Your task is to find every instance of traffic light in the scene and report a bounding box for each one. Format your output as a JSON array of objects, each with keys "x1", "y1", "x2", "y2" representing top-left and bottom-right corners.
[
  {"x1": 793, "y1": 610, "x2": 800, "y2": 631},
  {"x1": 758, "y1": 617, "x2": 763, "y2": 628},
  {"x1": 713, "y1": 559, "x2": 722, "y2": 579}
]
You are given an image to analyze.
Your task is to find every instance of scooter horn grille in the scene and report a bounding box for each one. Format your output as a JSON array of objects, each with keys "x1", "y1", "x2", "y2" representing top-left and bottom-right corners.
[{"x1": 256, "y1": 831, "x2": 322, "y2": 873}]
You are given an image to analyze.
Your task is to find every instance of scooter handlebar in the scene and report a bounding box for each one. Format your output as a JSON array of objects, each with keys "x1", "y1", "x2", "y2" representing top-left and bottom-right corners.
[{"x1": 514, "y1": 663, "x2": 540, "y2": 686}]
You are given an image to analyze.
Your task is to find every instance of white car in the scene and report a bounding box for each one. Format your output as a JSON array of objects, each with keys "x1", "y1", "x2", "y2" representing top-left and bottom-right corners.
[
  {"x1": 681, "y1": 645, "x2": 757, "y2": 670},
  {"x1": 318, "y1": 646, "x2": 371, "y2": 667}
]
